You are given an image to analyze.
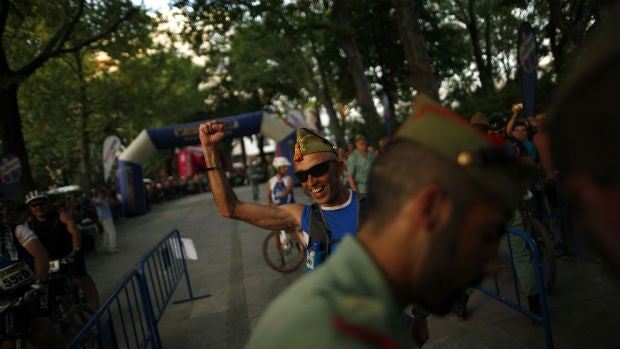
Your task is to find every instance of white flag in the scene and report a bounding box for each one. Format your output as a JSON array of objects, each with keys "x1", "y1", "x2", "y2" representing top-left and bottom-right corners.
[{"x1": 102, "y1": 135, "x2": 122, "y2": 182}]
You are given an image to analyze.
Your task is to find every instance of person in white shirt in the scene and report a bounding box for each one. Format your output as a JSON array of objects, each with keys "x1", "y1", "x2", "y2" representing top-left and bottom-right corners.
[{"x1": 266, "y1": 157, "x2": 295, "y2": 206}]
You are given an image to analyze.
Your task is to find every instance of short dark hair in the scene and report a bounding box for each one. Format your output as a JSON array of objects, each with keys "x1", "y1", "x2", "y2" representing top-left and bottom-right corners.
[
  {"x1": 514, "y1": 121, "x2": 528, "y2": 129},
  {"x1": 364, "y1": 139, "x2": 492, "y2": 230}
]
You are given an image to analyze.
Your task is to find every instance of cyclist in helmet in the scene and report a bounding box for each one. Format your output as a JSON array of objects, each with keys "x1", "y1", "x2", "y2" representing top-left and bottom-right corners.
[
  {"x1": 0, "y1": 206, "x2": 66, "y2": 348},
  {"x1": 24, "y1": 190, "x2": 99, "y2": 310},
  {"x1": 267, "y1": 156, "x2": 295, "y2": 206}
]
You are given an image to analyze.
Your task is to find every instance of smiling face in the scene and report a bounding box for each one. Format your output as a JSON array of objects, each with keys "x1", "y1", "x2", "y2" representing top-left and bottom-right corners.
[
  {"x1": 294, "y1": 152, "x2": 346, "y2": 206},
  {"x1": 28, "y1": 199, "x2": 50, "y2": 221},
  {"x1": 512, "y1": 125, "x2": 528, "y2": 142}
]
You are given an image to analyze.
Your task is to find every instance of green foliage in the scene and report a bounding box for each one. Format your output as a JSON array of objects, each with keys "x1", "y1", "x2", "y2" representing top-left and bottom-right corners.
[
  {"x1": 1, "y1": 0, "x2": 155, "y2": 195},
  {"x1": 19, "y1": 58, "x2": 84, "y2": 187},
  {"x1": 19, "y1": 47, "x2": 208, "y2": 188},
  {"x1": 5, "y1": 0, "x2": 608, "y2": 191}
]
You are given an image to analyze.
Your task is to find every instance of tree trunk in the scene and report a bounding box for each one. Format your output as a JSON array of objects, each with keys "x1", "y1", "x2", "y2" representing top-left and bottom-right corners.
[
  {"x1": 546, "y1": 0, "x2": 610, "y2": 76},
  {"x1": 333, "y1": 0, "x2": 381, "y2": 145},
  {"x1": 463, "y1": 0, "x2": 493, "y2": 92},
  {"x1": 316, "y1": 90, "x2": 345, "y2": 147},
  {"x1": 0, "y1": 0, "x2": 138, "y2": 196},
  {"x1": 240, "y1": 137, "x2": 247, "y2": 166},
  {"x1": 308, "y1": 42, "x2": 345, "y2": 147},
  {"x1": 391, "y1": 0, "x2": 439, "y2": 100},
  {"x1": 340, "y1": 38, "x2": 382, "y2": 140},
  {"x1": 0, "y1": 83, "x2": 36, "y2": 197},
  {"x1": 75, "y1": 50, "x2": 92, "y2": 190},
  {"x1": 257, "y1": 134, "x2": 265, "y2": 163}
]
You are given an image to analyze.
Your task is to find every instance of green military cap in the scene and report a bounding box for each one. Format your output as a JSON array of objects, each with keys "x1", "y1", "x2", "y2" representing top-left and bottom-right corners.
[
  {"x1": 294, "y1": 128, "x2": 337, "y2": 162},
  {"x1": 395, "y1": 94, "x2": 536, "y2": 209},
  {"x1": 354, "y1": 134, "x2": 366, "y2": 142}
]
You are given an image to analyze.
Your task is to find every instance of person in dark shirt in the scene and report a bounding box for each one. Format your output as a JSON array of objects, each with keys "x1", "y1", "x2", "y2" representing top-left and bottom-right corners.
[{"x1": 25, "y1": 190, "x2": 99, "y2": 309}]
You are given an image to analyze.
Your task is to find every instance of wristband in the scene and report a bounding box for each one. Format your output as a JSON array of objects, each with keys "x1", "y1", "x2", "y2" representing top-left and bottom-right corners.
[{"x1": 205, "y1": 166, "x2": 221, "y2": 172}]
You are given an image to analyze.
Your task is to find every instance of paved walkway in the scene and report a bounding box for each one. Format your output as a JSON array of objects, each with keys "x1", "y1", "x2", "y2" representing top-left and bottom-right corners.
[{"x1": 85, "y1": 185, "x2": 620, "y2": 349}]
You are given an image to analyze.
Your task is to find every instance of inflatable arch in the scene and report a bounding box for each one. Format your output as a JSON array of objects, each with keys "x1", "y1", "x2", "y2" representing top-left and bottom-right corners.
[{"x1": 118, "y1": 111, "x2": 297, "y2": 215}]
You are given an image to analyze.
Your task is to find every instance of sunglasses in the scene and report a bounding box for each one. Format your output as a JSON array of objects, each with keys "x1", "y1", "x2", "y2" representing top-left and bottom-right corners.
[
  {"x1": 294, "y1": 160, "x2": 336, "y2": 182},
  {"x1": 29, "y1": 202, "x2": 47, "y2": 208}
]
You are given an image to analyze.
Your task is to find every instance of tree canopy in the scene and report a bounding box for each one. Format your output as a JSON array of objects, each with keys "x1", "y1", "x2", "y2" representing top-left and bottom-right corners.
[{"x1": 1, "y1": 0, "x2": 613, "y2": 197}]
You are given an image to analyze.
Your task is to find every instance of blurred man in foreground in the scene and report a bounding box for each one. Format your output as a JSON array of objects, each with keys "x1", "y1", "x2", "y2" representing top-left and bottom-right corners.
[
  {"x1": 545, "y1": 12, "x2": 620, "y2": 275},
  {"x1": 246, "y1": 95, "x2": 534, "y2": 348}
]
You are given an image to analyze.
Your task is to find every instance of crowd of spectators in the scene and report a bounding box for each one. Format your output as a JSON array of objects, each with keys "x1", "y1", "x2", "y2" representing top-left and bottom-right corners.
[{"x1": 144, "y1": 173, "x2": 211, "y2": 207}]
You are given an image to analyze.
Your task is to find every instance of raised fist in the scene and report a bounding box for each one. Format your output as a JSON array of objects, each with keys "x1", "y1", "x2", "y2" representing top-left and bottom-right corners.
[
  {"x1": 512, "y1": 103, "x2": 524, "y2": 112},
  {"x1": 199, "y1": 121, "x2": 226, "y2": 147}
]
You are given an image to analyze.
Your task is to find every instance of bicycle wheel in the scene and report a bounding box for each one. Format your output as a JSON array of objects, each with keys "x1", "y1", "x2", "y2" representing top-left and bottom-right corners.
[
  {"x1": 524, "y1": 217, "x2": 557, "y2": 293},
  {"x1": 262, "y1": 230, "x2": 305, "y2": 273},
  {"x1": 59, "y1": 304, "x2": 98, "y2": 349}
]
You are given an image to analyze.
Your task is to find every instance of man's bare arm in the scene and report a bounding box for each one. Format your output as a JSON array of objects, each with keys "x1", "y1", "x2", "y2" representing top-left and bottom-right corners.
[
  {"x1": 59, "y1": 210, "x2": 81, "y2": 250},
  {"x1": 200, "y1": 121, "x2": 302, "y2": 230},
  {"x1": 507, "y1": 103, "x2": 523, "y2": 136},
  {"x1": 22, "y1": 238, "x2": 49, "y2": 281}
]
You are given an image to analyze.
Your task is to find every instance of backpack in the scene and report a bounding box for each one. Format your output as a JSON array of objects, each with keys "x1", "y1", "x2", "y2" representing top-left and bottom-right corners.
[{"x1": 308, "y1": 192, "x2": 367, "y2": 256}]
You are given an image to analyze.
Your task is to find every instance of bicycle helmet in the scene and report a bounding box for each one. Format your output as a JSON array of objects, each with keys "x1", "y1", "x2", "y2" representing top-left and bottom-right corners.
[
  {"x1": 488, "y1": 112, "x2": 509, "y2": 132},
  {"x1": 25, "y1": 190, "x2": 48, "y2": 205},
  {"x1": 272, "y1": 156, "x2": 292, "y2": 169}
]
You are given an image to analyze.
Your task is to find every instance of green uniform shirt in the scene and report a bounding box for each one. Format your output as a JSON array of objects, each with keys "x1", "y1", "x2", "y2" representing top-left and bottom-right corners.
[
  {"x1": 246, "y1": 236, "x2": 416, "y2": 349},
  {"x1": 346, "y1": 150, "x2": 375, "y2": 194}
]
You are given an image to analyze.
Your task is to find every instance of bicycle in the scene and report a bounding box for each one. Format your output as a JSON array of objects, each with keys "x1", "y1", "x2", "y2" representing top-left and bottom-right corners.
[
  {"x1": 0, "y1": 283, "x2": 71, "y2": 349},
  {"x1": 529, "y1": 181, "x2": 573, "y2": 256},
  {"x1": 48, "y1": 256, "x2": 98, "y2": 348},
  {"x1": 520, "y1": 195, "x2": 557, "y2": 293},
  {"x1": 0, "y1": 291, "x2": 32, "y2": 348},
  {"x1": 262, "y1": 229, "x2": 306, "y2": 273}
]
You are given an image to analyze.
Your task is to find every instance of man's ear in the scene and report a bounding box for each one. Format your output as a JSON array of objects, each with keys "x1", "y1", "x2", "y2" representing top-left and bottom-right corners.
[{"x1": 408, "y1": 186, "x2": 452, "y2": 236}]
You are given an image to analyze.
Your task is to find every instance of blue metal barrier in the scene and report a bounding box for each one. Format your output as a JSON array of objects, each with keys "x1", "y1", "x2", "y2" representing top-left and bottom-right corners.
[
  {"x1": 67, "y1": 270, "x2": 160, "y2": 349},
  {"x1": 138, "y1": 229, "x2": 211, "y2": 323},
  {"x1": 476, "y1": 227, "x2": 554, "y2": 349},
  {"x1": 67, "y1": 229, "x2": 210, "y2": 348}
]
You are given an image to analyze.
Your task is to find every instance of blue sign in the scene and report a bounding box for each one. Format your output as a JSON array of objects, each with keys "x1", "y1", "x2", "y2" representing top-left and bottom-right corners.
[
  {"x1": 145, "y1": 111, "x2": 264, "y2": 149},
  {"x1": 0, "y1": 154, "x2": 21, "y2": 200},
  {"x1": 518, "y1": 22, "x2": 537, "y2": 119}
]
